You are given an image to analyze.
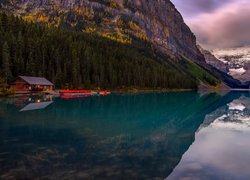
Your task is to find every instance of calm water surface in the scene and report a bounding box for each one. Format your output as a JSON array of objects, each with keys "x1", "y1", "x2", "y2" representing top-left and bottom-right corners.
[{"x1": 0, "y1": 91, "x2": 249, "y2": 179}]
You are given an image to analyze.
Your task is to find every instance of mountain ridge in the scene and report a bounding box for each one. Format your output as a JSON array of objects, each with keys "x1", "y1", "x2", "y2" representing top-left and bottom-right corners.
[
  {"x1": 0, "y1": 0, "x2": 204, "y2": 62},
  {"x1": 212, "y1": 46, "x2": 250, "y2": 83},
  {"x1": 0, "y1": 0, "x2": 248, "y2": 89}
]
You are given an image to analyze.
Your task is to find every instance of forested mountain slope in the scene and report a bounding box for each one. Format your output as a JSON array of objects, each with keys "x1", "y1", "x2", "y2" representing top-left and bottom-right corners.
[
  {"x1": 0, "y1": 13, "x2": 220, "y2": 89},
  {"x1": 0, "y1": 0, "x2": 203, "y2": 62}
]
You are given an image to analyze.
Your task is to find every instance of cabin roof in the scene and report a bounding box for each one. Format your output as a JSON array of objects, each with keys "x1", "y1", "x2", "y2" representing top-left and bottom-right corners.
[{"x1": 18, "y1": 76, "x2": 54, "y2": 86}]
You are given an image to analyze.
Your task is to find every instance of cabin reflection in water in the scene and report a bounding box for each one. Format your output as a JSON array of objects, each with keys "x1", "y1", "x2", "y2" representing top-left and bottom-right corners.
[{"x1": 19, "y1": 96, "x2": 53, "y2": 112}]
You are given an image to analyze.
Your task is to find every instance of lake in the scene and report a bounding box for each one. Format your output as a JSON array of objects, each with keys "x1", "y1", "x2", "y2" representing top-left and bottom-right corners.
[{"x1": 0, "y1": 91, "x2": 249, "y2": 179}]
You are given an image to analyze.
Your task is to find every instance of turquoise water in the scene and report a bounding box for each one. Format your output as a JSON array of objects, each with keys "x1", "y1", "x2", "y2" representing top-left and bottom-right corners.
[{"x1": 0, "y1": 91, "x2": 249, "y2": 179}]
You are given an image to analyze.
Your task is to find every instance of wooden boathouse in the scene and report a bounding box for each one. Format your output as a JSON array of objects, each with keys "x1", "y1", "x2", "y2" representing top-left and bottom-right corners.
[{"x1": 10, "y1": 76, "x2": 54, "y2": 92}]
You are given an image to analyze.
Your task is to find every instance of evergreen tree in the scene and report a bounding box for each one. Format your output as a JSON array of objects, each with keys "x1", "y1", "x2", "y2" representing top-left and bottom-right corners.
[
  {"x1": 0, "y1": 16, "x2": 3, "y2": 32},
  {"x1": 55, "y1": 49, "x2": 63, "y2": 87},
  {"x1": 26, "y1": 52, "x2": 36, "y2": 76},
  {"x1": 71, "y1": 48, "x2": 80, "y2": 87},
  {"x1": 0, "y1": 75, "x2": 5, "y2": 88},
  {"x1": 1, "y1": 13, "x2": 8, "y2": 32},
  {"x1": 1, "y1": 42, "x2": 12, "y2": 82}
]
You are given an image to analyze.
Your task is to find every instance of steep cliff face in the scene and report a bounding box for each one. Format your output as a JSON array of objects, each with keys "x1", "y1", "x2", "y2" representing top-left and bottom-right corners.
[
  {"x1": 198, "y1": 46, "x2": 228, "y2": 73},
  {"x1": 0, "y1": 0, "x2": 203, "y2": 61}
]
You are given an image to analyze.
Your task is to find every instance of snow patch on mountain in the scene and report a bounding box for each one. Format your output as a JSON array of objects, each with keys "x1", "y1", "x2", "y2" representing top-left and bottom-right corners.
[{"x1": 229, "y1": 67, "x2": 246, "y2": 76}]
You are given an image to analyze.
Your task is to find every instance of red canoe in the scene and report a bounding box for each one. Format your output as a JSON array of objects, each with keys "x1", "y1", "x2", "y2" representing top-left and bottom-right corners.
[
  {"x1": 59, "y1": 90, "x2": 94, "y2": 99},
  {"x1": 59, "y1": 90, "x2": 92, "y2": 94},
  {"x1": 59, "y1": 90, "x2": 110, "y2": 99}
]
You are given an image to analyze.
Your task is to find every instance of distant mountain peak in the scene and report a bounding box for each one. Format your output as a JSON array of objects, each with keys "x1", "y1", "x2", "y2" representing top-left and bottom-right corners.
[{"x1": 210, "y1": 46, "x2": 250, "y2": 82}]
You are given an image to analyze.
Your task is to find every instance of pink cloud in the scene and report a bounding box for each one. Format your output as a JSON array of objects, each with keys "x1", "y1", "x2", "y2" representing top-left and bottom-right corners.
[{"x1": 172, "y1": 0, "x2": 250, "y2": 49}]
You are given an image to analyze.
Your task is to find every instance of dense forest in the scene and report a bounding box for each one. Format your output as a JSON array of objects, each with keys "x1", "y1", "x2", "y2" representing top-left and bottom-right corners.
[{"x1": 0, "y1": 13, "x2": 219, "y2": 89}]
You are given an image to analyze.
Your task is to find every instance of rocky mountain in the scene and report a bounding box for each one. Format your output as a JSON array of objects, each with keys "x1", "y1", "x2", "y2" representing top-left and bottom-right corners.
[
  {"x1": 1, "y1": 0, "x2": 249, "y2": 89},
  {"x1": 198, "y1": 46, "x2": 228, "y2": 73},
  {"x1": 0, "y1": 0, "x2": 203, "y2": 62},
  {"x1": 212, "y1": 47, "x2": 250, "y2": 83},
  {"x1": 198, "y1": 46, "x2": 250, "y2": 88}
]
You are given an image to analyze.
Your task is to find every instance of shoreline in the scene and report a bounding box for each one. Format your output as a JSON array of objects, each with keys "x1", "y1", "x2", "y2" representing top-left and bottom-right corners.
[
  {"x1": 110, "y1": 88, "x2": 195, "y2": 93},
  {"x1": 1, "y1": 88, "x2": 249, "y2": 98}
]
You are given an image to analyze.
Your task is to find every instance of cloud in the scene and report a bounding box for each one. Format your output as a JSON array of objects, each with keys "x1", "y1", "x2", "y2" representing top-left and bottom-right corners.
[
  {"x1": 189, "y1": 1, "x2": 250, "y2": 49},
  {"x1": 171, "y1": 0, "x2": 234, "y2": 18},
  {"x1": 171, "y1": 0, "x2": 250, "y2": 49}
]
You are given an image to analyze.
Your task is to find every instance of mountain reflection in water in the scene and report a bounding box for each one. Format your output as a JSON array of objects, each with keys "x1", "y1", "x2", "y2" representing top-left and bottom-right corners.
[
  {"x1": 167, "y1": 91, "x2": 250, "y2": 180},
  {"x1": 0, "y1": 91, "x2": 249, "y2": 179}
]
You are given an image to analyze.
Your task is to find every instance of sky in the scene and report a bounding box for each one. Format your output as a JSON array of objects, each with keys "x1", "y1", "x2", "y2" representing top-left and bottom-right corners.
[{"x1": 171, "y1": 0, "x2": 250, "y2": 50}]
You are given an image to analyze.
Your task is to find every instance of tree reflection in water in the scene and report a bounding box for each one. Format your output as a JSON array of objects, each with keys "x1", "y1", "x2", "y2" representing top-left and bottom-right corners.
[{"x1": 0, "y1": 91, "x2": 249, "y2": 179}]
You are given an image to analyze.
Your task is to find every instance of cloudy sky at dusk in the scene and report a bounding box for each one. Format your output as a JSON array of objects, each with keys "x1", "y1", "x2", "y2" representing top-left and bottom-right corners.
[{"x1": 171, "y1": 0, "x2": 250, "y2": 50}]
